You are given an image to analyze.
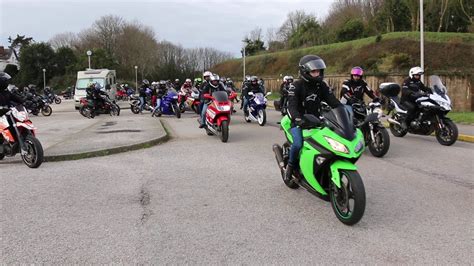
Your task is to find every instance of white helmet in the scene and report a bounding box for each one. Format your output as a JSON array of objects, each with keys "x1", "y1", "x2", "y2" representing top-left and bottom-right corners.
[
  {"x1": 209, "y1": 74, "x2": 220, "y2": 88},
  {"x1": 185, "y1": 78, "x2": 192, "y2": 83},
  {"x1": 203, "y1": 71, "x2": 212, "y2": 78},
  {"x1": 409, "y1": 67, "x2": 424, "y2": 79}
]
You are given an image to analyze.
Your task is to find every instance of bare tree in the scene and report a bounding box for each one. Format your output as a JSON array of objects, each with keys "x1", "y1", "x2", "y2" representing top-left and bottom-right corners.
[
  {"x1": 278, "y1": 10, "x2": 310, "y2": 42},
  {"x1": 48, "y1": 32, "x2": 78, "y2": 50},
  {"x1": 438, "y1": 0, "x2": 450, "y2": 32},
  {"x1": 265, "y1": 27, "x2": 278, "y2": 45},
  {"x1": 116, "y1": 21, "x2": 158, "y2": 79},
  {"x1": 459, "y1": 0, "x2": 473, "y2": 24},
  {"x1": 92, "y1": 15, "x2": 124, "y2": 56},
  {"x1": 403, "y1": 0, "x2": 420, "y2": 31},
  {"x1": 248, "y1": 27, "x2": 263, "y2": 41}
]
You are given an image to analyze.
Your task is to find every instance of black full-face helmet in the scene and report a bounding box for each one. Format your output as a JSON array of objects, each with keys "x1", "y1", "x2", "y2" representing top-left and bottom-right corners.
[
  {"x1": 298, "y1": 55, "x2": 326, "y2": 83},
  {"x1": 0, "y1": 72, "x2": 12, "y2": 92}
]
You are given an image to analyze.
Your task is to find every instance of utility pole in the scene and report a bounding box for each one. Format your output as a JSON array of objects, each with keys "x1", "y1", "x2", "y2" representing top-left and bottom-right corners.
[
  {"x1": 420, "y1": 0, "x2": 424, "y2": 82},
  {"x1": 243, "y1": 45, "x2": 246, "y2": 82}
]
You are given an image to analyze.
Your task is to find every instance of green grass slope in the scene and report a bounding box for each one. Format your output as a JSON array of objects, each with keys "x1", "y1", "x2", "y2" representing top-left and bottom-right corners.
[{"x1": 212, "y1": 32, "x2": 474, "y2": 78}]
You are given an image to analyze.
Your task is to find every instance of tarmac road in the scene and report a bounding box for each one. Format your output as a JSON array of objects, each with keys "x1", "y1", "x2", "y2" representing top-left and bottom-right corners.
[{"x1": 1, "y1": 106, "x2": 473, "y2": 264}]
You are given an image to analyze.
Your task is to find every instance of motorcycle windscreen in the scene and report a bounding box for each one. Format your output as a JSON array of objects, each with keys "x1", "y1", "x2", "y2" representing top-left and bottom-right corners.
[
  {"x1": 166, "y1": 90, "x2": 177, "y2": 97},
  {"x1": 429, "y1": 75, "x2": 447, "y2": 97},
  {"x1": 212, "y1": 91, "x2": 229, "y2": 102},
  {"x1": 323, "y1": 105, "x2": 355, "y2": 140}
]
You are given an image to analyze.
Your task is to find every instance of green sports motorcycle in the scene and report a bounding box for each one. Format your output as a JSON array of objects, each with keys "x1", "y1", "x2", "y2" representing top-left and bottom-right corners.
[{"x1": 273, "y1": 106, "x2": 373, "y2": 225}]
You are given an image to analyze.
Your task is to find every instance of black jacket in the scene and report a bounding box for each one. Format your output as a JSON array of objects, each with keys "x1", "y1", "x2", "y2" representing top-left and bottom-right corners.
[
  {"x1": 201, "y1": 83, "x2": 225, "y2": 103},
  {"x1": 242, "y1": 84, "x2": 264, "y2": 98},
  {"x1": 287, "y1": 79, "x2": 341, "y2": 121},
  {"x1": 156, "y1": 86, "x2": 167, "y2": 98},
  {"x1": 280, "y1": 83, "x2": 291, "y2": 97},
  {"x1": 139, "y1": 85, "x2": 148, "y2": 97},
  {"x1": 340, "y1": 79, "x2": 376, "y2": 105},
  {"x1": 401, "y1": 78, "x2": 430, "y2": 103},
  {"x1": 0, "y1": 90, "x2": 25, "y2": 116}
]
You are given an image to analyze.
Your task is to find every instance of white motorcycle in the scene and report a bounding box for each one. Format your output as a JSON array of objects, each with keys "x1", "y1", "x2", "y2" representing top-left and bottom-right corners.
[{"x1": 381, "y1": 75, "x2": 458, "y2": 146}]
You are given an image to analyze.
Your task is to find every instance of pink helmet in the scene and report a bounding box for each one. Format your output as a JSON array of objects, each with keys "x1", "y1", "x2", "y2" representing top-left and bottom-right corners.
[{"x1": 350, "y1": 66, "x2": 364, "y2": 77}]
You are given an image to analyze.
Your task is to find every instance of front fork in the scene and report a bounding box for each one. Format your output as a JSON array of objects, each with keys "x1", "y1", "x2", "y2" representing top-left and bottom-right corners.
[
  {"x1": 12, "y1": 124, "x2": 28, "y2": 155},
  {"x1": 435, "y1": 115, "x2": 445, "y2": 130}
]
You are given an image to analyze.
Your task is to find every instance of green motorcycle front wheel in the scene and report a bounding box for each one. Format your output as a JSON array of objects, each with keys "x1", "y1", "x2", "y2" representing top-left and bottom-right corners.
[{"x1": 330, "y1": 170, "x2": 365, "y2": 225}]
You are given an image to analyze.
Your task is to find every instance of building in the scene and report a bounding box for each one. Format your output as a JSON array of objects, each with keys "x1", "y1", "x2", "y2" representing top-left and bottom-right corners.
[{"x1": 0, "y1": 46, "x2": 19, "y2": 72}]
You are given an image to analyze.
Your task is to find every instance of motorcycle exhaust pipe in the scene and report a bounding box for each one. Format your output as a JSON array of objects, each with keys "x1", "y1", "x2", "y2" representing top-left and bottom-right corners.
[
  {"x1": 272, "y1": 144, "x2": 285, "y2": 169},
  {"x1": 387, "y1": 118, "x2": 401, "y2": 126}
]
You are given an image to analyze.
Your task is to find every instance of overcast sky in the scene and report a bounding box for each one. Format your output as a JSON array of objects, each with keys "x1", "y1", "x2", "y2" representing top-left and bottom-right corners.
[{"x1": 1, "y1": 0, "x2": 334, "y2": 56}]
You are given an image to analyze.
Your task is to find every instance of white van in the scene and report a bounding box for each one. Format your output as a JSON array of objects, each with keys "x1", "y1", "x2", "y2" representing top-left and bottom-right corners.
[{"x1": 74, "y1": 69, "x2": 116, "y2": 109}]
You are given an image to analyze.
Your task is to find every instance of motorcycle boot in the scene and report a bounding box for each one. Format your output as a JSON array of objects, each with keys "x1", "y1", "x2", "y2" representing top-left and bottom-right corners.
[
  {"x1": 285, "y1": 163, "x2": 300, "y2": 182},
  {"x1": 284, "y1": 164, "x2": 294, "y2": 182}
]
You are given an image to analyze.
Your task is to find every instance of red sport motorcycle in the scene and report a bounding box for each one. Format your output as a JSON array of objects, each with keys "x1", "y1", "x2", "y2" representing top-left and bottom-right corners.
[
  {"x1": 202, "y1": 91, "x2": 236, "y2": 143},
  {"x1": 79, "y1": 95, "x2": 120, "y2": 119},
  {"x1": 0, "y1": 105, "x2": 44, "y2": 168}
]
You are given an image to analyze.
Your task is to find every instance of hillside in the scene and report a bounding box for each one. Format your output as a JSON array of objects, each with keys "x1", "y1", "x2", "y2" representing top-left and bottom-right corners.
[{"x1": 211, "y1": 32, "x2": 474, "y2": 78}]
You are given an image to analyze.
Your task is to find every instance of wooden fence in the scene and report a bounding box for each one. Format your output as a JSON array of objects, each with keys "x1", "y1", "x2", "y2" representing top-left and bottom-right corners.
[{"x1": 233, "y1": 74, "x2": 472, "y2": 111}]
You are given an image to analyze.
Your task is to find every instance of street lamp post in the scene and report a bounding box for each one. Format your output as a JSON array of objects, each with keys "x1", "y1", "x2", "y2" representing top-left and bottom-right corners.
[
  {"x1": 42, "y1": 68, "x2": 46, "y2": 90},
  {"x1": 86, "y1": 50, "x2": 92, "y2": 69},
  {"x1": 134, "y1": 66, "x2": 138, "y2": 90},
  {"x1": 242, "y1": 45, "x2": 246, "y2": 82},
  {"x1": 420, "y1": 0, "x2": 424, "y2": 82}
]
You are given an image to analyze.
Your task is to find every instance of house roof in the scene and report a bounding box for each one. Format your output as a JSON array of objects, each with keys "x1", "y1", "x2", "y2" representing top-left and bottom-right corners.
[{"x1": 0, "y1": 46, "x2": 17, "y2": 61}]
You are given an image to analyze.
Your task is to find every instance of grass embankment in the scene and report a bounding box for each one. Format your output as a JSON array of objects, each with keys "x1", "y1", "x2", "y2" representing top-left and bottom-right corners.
[
  {"x1": 447, "y1": 112, "x2": 474, "y2": 125},
  {"x1": 212, "y1": 32, "x2": 474, "y2": 78}
]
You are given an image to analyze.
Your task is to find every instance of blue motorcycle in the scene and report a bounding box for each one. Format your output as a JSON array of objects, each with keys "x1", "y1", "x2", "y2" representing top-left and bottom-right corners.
[
  {"x1": 244, "y1": 92, "x2": 271, "y2": 126},
  {"x1": 151, "y1": 89, "x2": 181, "y2": 118}
]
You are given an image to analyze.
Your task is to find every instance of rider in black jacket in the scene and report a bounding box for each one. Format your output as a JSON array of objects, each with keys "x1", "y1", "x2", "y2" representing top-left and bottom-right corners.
[
  {"x1": 199, "y1": 74, "x2": 226, "y2": 128},
  {"x1": 0, "y1": 72, "x2": 24, "y2": 117},
  {"x1": 279, "y1": 75, "x2": 293, "y2": 110},
  {"x1": 241, "y1": 76, "x2": 264, "y2": 116},
  {"x1": 286, "y1": 55, "x2": 342, "y2": 181},
  {"x1": 340, "y1": 67, "x2": 377, "y2": 105},
  {"x1": 401, "y1": 67, "x2": 431, "y2": 128}
]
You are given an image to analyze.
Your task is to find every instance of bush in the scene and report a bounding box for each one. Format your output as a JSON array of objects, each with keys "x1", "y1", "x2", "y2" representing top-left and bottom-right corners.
[
  {"x1": 391, "y1": 53, "x2": 411, "y2": 70},
  {"x1": 375, "y1": 34, "x2": 382, "y2": 43},
  {"x1": 362, "y1": 57, "x2": 381, "y2": 72},
  {"x1": 337, "y1": 19, "x2": 365, "y2": 42}
]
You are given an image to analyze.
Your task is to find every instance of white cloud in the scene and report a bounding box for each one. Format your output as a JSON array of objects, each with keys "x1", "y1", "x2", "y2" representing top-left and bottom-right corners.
[{"x1": 0, "y1": 0, "x2": 333, "y2": 56}]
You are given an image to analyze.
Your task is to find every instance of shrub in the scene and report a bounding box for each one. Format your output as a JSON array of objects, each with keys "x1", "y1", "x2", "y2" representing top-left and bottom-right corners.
[
  {"x1": 391, "y1": 53, "x2": 411, "y2": 70},
  {"x1": 375, "y1": 34, "x2": 382, "y2": 43}
]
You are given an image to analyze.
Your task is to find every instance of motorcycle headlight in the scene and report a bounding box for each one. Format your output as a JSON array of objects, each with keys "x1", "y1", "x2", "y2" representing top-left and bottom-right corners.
[
  {"x1": 172, "y1": 96, "x2": 178, "y2": 99},
  {"x1": 324, "y1": 137, "x2": 349, "y2": 154},
  {"x1": 373, "y1": 107, "x2": 383, "y2": 119},
  {"x1": 438, "y1": 101, "x2": 451, "y2": 111},
  {"x1": 216, "y1": 105, "x2": 231, "y2": 111}
]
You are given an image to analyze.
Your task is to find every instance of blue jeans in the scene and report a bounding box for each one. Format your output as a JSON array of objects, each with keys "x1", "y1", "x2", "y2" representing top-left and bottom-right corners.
[
  {"x1": 200, "y1": 103, "x2": 208, "y2": 126},
  {"x1": 243, "y1": 97, "x2": 250, "y2": 113},
  {"x1": 139, "y1": 96, "x2": 145, "y2": 111},
  {"x1": 344, "y1": 104, "x2": 353, "y2": 118},
  {"x1": 288, "y1": 126, "x2": 303, "y2": 167},
  {"x1": 153, "y1": 98, "x2": 161, "y2": 112}
]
